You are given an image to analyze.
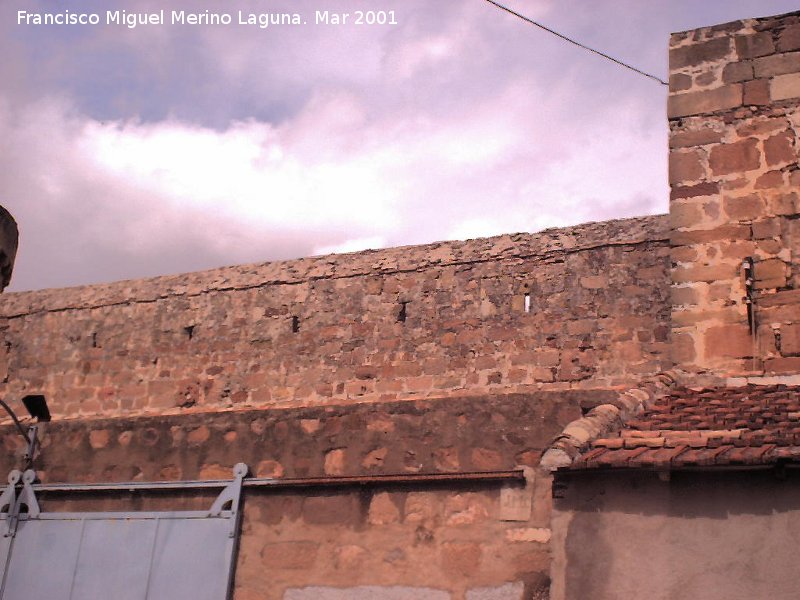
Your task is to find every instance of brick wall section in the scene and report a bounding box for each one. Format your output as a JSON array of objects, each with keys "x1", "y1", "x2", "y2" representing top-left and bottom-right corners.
[
  {"x1": 668, "y1": 11, "x2": 800, "y2": 377},
  {"x1": 0, "y1": 215, "x2": 669, "y2": 420},
  {"x1": 0, "y1": 391, "x2": 574, "y2": 599}
]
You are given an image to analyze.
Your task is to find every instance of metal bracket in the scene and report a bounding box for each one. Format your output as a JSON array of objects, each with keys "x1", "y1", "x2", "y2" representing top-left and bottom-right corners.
[
  {"x1": 0, "y1": 472, "x2": 18, "y2": 536},
  {"x1": 208, "y1": 463, "x2": 247, "y2": 516},
  {"x1": 742, "y1": 257, "x2": 756, "y2": 333},
  {"x1": 208, "y1": 463, "x2": 248, "y2": 539},
  {"x1": 2, "y1": 470, "x2": 39, "y2": 538}
]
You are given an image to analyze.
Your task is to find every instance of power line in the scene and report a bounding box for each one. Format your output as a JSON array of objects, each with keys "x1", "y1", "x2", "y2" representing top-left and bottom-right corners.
[{"x1": 482, "y1": 0, "x2": 668, "y2": 86}]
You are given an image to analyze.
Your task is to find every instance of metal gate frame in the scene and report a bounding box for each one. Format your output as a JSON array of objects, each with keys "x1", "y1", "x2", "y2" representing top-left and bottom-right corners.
[{"x1": 0, "y1": 464, "x2": 247, "y2": 600}]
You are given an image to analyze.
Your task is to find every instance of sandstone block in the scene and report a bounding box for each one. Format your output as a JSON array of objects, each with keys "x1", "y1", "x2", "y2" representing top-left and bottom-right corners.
[
  {"x1": 752, "y1": 218, "x2": 782, "y2": 239},
  {"x1": 709, "y1": 138, "x2": 761, "y2": 176},
  {"x1": 324, "y1": 448, "x2": 346, "y2": 475},
  {"x1": 755, "y1": 258, "x2": 787, "y2": 282},
  {"x1": 368, "y1": 492, "x2": 401, "y2": 525},
  {"x1": 705, "y1": 325, "x2": 754, "y2": 359},
  {"x1": 505, "y1": 528, "x2": 551, "y2": 544},
  {"x1": 465, "y1": 582, "x2": 525, "y2": 600},
  {"x1": 782, "y1": 324, "x2": 800, "y2": 356},
  {"x1": 735, "y1": 32, "x2": 775, "y2": 59},
  {"x1": 723, "y1": 194, "x2": 764, "y2": 221},
  {"x1": 434, "y1": 447, "x2": 460, "y2": 471},
  {"x1": 199, "y1": 463, "x2": 230, "y2": 479},
  {"x1": 672, "y1": 263, "x2": 739, "y2": 283},
  {"x1": 671, "y1": 331, "x2": 697, "y2": 363},
  {"x1": 771, "y1": 72, "x2": 800, "y2": 100},
  {"x1": 299, "y1": 418, "x2": 320, "y2": 434},
  {"x1": 670, "y1": 37, "x2": 730, "y2": 69},
  {"x1": 579, "y1": 275, "x2": 607, "y2": 289},
  {"x1": 672, "y1": 246, "x2": 699, "y2": 262},
  {"x1": 755, "y1": 277, "x2": 788, "y2": 290},
  {"x1": 362, "y1": 446, "x2": 388, "y2": 468},
  {"x1": 445, "y1": 493, "x2": 490, "y2": 525},
  {"x1": 764, "y1": 131, "x2": 796, "y2": 166},
  {"x1": 778, "y1": 25, "x2": 800, "y2": 52},
  {"x1": 284, "y1": 587, "x2": 450, "y2": 600},
  {"x1": 669, "y1": 151, "x2": 704, "y2": 184},
  {"x1": 722, "y1": 61, "x2": 754, "y2": 83},
  {"x1": 765, "y1": 356, "x2": 800, "y2": 374},
  {"x1": 754, "y1": 52, "x2": 800, "y2": 77},
  {"x1": 743, "y1": 79, "x2": 770, "y2": 105},
  {"x1": 88, "y1": 429, "x2": 109, "y2": 449},
  {"x1": 669, "y1": 73, "x2": 692, "y2": 92},
  {"x1": 670, "y1": 182, "x2": 719, "y2": 201},
  {"x1": 255, "y1": 459, "x2": 284, "y2": 478},
  {"x1": 670, "y1": 128, "x2": 724, "y2": 149},
  {"x1": 471, "y1": 447, "x2": 503, "y2": 470},
  {"x1": 755, "y1": 169, "x2": 785, "y2": 189},
  {"x1": 404, "y1": 492, "x2": 439, "y2": 523},
  {"x1": 302, "y1": 495, "x2": 359, "y2": 526},
  {"x1": 671, "y1": 286, "x2": 700, "y2": 306},
  {"x1": 441, "y1": 542, "x2": 482, "y2": 577},
  {"x1": 719, "y1": 239, "x2": 756, "y2": 259},
  {"x1": 333, "y1": 545, "x2": 367, "y2": 570},
  {"x1": 671, "y1": 202, "x2": 704, "y2": 229},
  {"x1": 766, "y1": 191, "x2": 798, "y2": 215},
  {"x1": 187, "y1": 425, "x2": 210, "y2": 444},
  {"x1": 668, "y1": 85, "x2": 742, "y2": 118}
]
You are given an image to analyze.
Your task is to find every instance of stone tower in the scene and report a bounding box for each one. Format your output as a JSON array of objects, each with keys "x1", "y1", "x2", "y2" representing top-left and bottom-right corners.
[{"x1": 668, "y1": 11, "x2": 800, "y2": 381}]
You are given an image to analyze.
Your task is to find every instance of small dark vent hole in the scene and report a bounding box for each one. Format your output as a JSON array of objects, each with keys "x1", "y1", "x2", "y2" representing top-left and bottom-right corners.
[
  {"x1": 291, "y1": 316, "x2": 300, "y2": 333},
  {"x1": 184, "y1": 325, "x2": 195, "y2": 340},
  {"x1": 397, "y1": 301, "x2": 408, "y2": 323}
]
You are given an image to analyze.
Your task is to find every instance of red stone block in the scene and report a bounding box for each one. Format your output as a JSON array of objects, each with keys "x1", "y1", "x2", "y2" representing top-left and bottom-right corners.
[
  {"x1": 709, "y1": 138, "x2": 761, "y2": 176},
  {"x1": 735, "y1": 32, "x2": 775, "y2": 59},
  {"x1": 670, "y1": 37, "x2": 731, "y2": 69}
]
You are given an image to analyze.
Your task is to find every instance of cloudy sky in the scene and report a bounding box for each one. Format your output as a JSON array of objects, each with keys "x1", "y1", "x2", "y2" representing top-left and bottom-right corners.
[{"x1": 2, "y1": 0, "x2": 797, "y2": 291}]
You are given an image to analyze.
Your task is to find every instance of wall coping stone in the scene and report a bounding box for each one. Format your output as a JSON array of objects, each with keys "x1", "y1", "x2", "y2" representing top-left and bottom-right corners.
[{"x1": 0, "y1": 215, "x2": 668, "y2": 317}]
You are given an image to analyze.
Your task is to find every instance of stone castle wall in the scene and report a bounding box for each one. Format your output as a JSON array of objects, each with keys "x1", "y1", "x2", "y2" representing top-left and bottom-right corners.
[
  {"x1": 668, "y1": 11, "x2": 800, "y2": 378},
  {"x1": 0, "y1": 391, "x2": 582, "y2": 599},
  {"x1": 0, "y1": 215, "x2": 670, "y2": 421}
]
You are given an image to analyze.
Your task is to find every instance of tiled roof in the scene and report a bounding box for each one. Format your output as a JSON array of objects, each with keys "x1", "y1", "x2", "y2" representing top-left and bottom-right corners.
[{"x1": 570, "y1": 385, "x2": 800, "y2": 470}]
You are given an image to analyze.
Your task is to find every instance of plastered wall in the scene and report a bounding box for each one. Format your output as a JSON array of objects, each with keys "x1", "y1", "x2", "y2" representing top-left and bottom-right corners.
[{"x1": 551, "y1": 470, "x2": 800, "y2": 600}]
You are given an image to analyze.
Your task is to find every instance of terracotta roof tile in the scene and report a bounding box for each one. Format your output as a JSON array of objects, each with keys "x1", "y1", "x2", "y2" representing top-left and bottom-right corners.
[{"x1": 569, "y1": 385, "x2": 800, "y2": 471}]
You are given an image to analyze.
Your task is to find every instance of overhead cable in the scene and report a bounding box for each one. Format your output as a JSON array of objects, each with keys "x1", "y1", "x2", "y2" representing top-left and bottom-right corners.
[{"x1": 482, "y1": 0, "x2": 669, "y2": 86}]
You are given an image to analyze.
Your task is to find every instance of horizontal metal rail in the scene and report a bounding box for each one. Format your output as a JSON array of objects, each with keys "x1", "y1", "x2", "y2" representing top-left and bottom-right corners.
[{"x1": 32, "y1": 469, "x2": 526, "y2": 494}]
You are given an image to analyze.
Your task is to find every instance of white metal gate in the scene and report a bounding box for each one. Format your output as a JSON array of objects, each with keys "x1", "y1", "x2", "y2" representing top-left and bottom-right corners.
[{"x1": 0, "y1": 465, "x2": 246, "y2": 600}]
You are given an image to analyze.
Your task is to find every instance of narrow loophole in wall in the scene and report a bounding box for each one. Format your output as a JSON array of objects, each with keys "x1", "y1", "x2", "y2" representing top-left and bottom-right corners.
[
  {"x1": 291, "y1": 315, "x2": 300, "y2": 333},
  {"x1": 91, "y1": 332, "x2": 98, "y2": 348},
  {"x1": 397, "y1": 301, "x2": 409, "y2": 323},
  {"x1": 523, "y1": 293, "x2": 531, "y2": 314},
  {"x1": 184, "y1": 325, "x2": 196, "y2": 340}
]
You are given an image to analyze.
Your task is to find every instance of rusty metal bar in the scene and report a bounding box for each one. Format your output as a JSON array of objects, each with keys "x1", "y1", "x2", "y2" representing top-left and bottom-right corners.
[
  {"x1": 31, "y1": 469, "x2": 526, "y2": 494},
  {"x1": 245, "y1": 469, "x2": 526, "y2": 489}
]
